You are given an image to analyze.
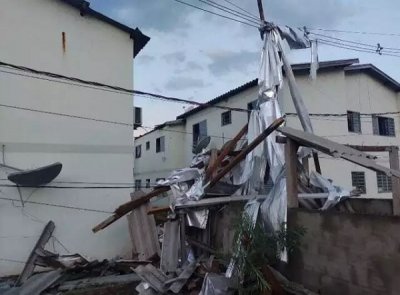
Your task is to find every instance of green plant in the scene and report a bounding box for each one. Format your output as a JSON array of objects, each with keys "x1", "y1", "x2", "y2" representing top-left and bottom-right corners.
[{"x1": 231, "y1": 214, "x2": 305, "y2": 294}]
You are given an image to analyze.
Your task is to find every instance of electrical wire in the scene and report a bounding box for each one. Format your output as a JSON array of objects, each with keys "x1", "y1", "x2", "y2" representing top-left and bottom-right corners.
[
  {"x1": 0, "y1": 61, "x2": 250, "y2": 114},
  {"x1": 0, "y1": 196, "x2": 113, "y2": 213},
  {"x1": 220, "y1": 0, "x2": 259, "y2": 19},
  {"x1": 199, "y1": 0, "x2": 260, "y2": 25},
  {"x1": 170, "y1": 0, "x2": 259, "y2": 28},
  {"x1": 309, "y1": 27, "x2": 400, "y2": 37}
]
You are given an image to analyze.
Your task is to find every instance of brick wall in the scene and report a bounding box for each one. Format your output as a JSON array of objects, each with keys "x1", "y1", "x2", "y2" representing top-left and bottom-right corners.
[{"x1": 288, "y1": 209, "x2": 400, "y2": 295}]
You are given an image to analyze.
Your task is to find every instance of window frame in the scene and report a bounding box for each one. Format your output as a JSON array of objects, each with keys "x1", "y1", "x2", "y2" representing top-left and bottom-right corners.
[
  {"x1": 347, "y1": 111, "x2": 361, "y2": 133},
  {"x1": 134, "y1": 179, "x2": 141, "y2": 191},
  {"x1": 156, "y1": 136, "x2": 165, "y2": 153},
  {"x1": 135, "y1": 145, "x2": 142, "y2": 159},
  {"x1": 145, "y1": 179, "x2": 151, "y2": 188},
  {"x1": 351, "y1": 171, "x2": 366, "y2": 194},
  {"x1": 372, "y1": 115, "x2": 395, "y2": 137},
  {"x1": 192, "y1": 120, "x2": 208, "y2": 147},
  {"x1": 377, "y1": 171, "x2": 392, "y2": 193},
  {"x1": 221, "y1": 110, "x2": 232, "y2": 126},
  {"x1": 146, "y1": 141, "x2": 150, "y2": 150}
]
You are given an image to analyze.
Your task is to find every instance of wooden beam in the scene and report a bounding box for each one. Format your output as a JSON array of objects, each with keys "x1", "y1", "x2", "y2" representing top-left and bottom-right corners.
[
  {"x1": 285, "y1": 138, "x2": 299, "y2": 208},
  {"x1": 206, "y1": 124, "x2": 248, "y2": 179},
  {"x1": 347, "y1": 145, "x2": 393, "y2": 152},
  {"x1": 16, "y1": 221, "x2": 55, "y2": 285},
  {"x1": 389, "y1": 146, "x2": 400, "y2": 216},
  {"x1": 208, "y1": 117, "x2": 284, "y2": 188},
  {"x1": 92, "y1": 186, "x2": 170, "y2": 233},
  {"x1": 257, "y1": 0, "x2": 265, "y2": 22}
]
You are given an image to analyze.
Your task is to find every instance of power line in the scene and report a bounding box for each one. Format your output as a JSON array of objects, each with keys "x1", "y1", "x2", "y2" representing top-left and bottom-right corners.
[
  {"x1": 0, "y1": 196, "x2": 113, "y2": 213},
  {"x1": 309, "y1": 27, "x2": 400, "y2": 37},
  {"x1": 0, "y1": 102, "x2": 133, "y2": 127},
  {"x1": 199, "y1": 0, "x2": 260, "y2": 24},
  {"x1": 0, "y1": 61, "x2": 250, "y2": 114},
  {"x1": 171, "y1": 0, "x2": 259, "y2": 28},
  {"x1": 220, "y1": 0, "x2": 259, "y2": 19},
  {"x1": 317, "y1": 39, "x2": 400, "y2": 58}
]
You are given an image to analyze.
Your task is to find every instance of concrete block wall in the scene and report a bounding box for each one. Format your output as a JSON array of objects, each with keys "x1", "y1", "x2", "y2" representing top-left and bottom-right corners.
[{"x1": 288, "y1": 209, "x2": 400, "y2": 295}]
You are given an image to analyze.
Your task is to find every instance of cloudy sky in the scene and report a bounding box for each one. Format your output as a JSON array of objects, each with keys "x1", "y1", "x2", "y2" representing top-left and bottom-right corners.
[{"x1": 90, "y1": 0, "x2": 400, "y2": 131}]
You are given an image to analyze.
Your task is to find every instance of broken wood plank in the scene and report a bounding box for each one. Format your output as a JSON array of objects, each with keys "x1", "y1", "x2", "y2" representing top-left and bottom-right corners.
[
  {"x1": 208, "y1": 117, "x2": 284, "y2": 188},
  {"x1": 133, "y1": 264, "x2": 168, "y2": 293},
  {"x1": 279, "y1": 126, "x2": 400, "y2": 178},
  {"x1": 127, "y1": 194, "x2": 160, "y2": 260},
  {"x1": 206, "y1": 124, "x2": 248, "y2": 179},
  {"x1": 92, "y1": 186, "x2": 170, "y2": 233},
  {"x1": 168, "y1": 261, "x2": 198, "y2": 294},
  {"x1": 160, "y1": 220, "x2": 180, "y2": 274},
  {"x1": 16, "y1": 221, "x2": 55, "y2": 286},
  {"x1": 147, "y1": 206, "x2": 170, "y2": 215},
  {"x1": 389, "y1": 146, "x2": 400, "y2": 216},
  {"x1": 286, "y1": 138, "x2": 299, "y2": 208},
  {"x1": 9, "y1": 270, "x2": 62, "y2": 295},
  {"x1": 175, "y1": 195, "x2": 267, "y2": 209},
  {"x1": 58, "y1": 273, "x2": 141, "y2": 292}
]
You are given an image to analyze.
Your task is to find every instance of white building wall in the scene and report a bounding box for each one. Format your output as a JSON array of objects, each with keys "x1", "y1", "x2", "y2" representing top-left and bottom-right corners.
[
  {"x1": 135, "y1": 67, "x2": 400, "y2": 201},
  {"x1": 134, "y1": 124, "x2": 186, "y2": 186},
  {"x1": 0, "y1": 0, "x2": 136, "y2": 275}
]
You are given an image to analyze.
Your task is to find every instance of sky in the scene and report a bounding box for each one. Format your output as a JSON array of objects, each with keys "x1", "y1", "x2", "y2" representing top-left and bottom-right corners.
[{"x1": 90, "y1": 0, "x2": 400, "y2": 132}]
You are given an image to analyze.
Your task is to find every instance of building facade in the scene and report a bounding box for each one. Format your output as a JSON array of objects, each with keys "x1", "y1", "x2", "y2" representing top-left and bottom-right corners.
[
  {"x1": 134, "y1": 59, "x2": 400, "y2": 199},
  {"x1": 0, "y1": 0, "x2": 149, "y2": 275}
]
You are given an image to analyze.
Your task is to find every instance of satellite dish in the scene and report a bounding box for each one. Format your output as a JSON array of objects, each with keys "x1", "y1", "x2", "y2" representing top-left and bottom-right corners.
[
  {"x1": 192, "y1": 136, "x2": 211, "y2": 154},
  {"x1": 6, "y1": 162, "x2": 62, "y2": 186}
]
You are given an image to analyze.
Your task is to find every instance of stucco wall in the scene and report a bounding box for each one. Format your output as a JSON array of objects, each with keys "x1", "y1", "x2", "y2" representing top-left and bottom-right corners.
[
  {"x1": 134, "y1": 124, "x2": 186, "y2": 185},
  {"x1": 288, "y1": 209, "x2": 400, "y2": 295},
  {"x1": 135, "y1": 67, "x2": 400, "y2": 199},
  {"x1": 0, "y1": 0, "x2": 135, "y2": 275}
]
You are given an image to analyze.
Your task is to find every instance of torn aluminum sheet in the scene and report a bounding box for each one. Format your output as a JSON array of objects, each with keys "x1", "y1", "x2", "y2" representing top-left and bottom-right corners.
[
  {"x1": 191, "y1": 153, "x2": 210, "y2": 168},
  {"x1": 309, "y1": 171, "x2": 350, "y2": 210},
  {"x1": 200, "y1": 273, "x2": 236, "y2": 295},
  {"x1": 168, "y1": 261, "x2": 198, "y2": 294},
  {"x1": 310, "y1": 39, "x2": 319, "y2": 80},
  {"x1": 158, "y1": 168, "x2": 201, "y2": 186},
  {"x1": 186, "y1": 209, "x2": 209, "y2": 229},
  {"x1": 225, "y1": 199, "x2": 261, "y2": 279},
  {"x1": 133, "y1": 264, "x2": 168, "y2": 293},
  {"x1": 276, "y1": 25, "x2": 311, "y2": 49},
  {"x1": 260, "y1": 167, "x2": 287, "y2": 233}
]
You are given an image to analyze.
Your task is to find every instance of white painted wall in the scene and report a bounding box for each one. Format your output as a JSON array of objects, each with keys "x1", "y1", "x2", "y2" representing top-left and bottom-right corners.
[
  {"x1": 135, "y1": 67, "x2": 400, "y2": 200},
  {"x1": 0, "y1": 0, "x2": 136, "y2": 275},
  {"x1": 134, "y1": 123, "x2": 186, "y2": 186}
]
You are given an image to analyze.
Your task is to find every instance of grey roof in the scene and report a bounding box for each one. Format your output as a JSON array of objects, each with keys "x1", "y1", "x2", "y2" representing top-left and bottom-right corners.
[
  {"x1": 177, "y1": 59, "x2": 361, "y2": 120},
  {"x1": 344, "y1": 64, "x2": 400, "y2": 91},
  {"x1": 59, "y1": 0, "x2": 150, "y2": 57}
]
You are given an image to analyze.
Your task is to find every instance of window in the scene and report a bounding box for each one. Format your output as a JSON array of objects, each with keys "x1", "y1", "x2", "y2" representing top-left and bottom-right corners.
[
  {"x1": 347, "y1": 111, "x2": 361, "y2": 133},
  {"x1": 372, "y1": 115, "x2": 395, "y2": 137},
  {"x1": 146, "y1": 141, "x2": 150, "y2": 150},
  {"x1": 146, "y1": 179, "x2": 151, "y2": 188},
  {"x1": 135, "y1": 179, "x2": 141, "y2": 191},
  {"x1": 135, "y1": 145, "x2": 141, "y2": 158},
  {"x1": 351, "y1": 172, "x2": 366, "y2": 194},
  {"x1": 156, "y1": 136, "x2": 165, "y2": 153},
  {"x1": 192, "y1": 120, "x2": 207, "y2": 146},
  {"x1": 377, "y1": 171, "x2": 392, "y2": 193},
  {"x1": 156, "y1": 178, "x2": 165, "y2": 184},
  {"x1": 221, "y1": 111, "x2": 232, "y2": 126},
  {"x1": 247, "y1": 100, "x2": 258, "y2": 119}
]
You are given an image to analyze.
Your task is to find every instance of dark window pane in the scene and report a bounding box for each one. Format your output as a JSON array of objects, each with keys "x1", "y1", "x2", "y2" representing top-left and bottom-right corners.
[
  {"x1": 156, "y1": 136, "x2": 165, "y2": 153},
  {"x1": 146, "y1": 141, "x2": 150, "y2": 150},
  {"x1": 347, "y1": 111, "x2": 361, "y2": 133},
  {"x1": 221, "y1": 111, "x2": 232, "y2": 126},
  {"x1": 377, "y1": 171, "x2": 392, "y2": 192},
  {"x1": 193, "y1": 120, "x2": 207, "y2": 146},
  {"x1": 135, "y1": 145, "x2": 141, "y2": 158}
]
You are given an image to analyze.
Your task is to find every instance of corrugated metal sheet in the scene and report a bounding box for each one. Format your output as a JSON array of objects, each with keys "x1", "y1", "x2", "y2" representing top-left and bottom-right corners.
[{"x1": 160, "y1": 220, "x2": 180, "y2": 273}]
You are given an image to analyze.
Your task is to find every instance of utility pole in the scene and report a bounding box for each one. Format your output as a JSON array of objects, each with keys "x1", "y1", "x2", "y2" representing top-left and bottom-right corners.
[{"x1": 255, "y1": 0, "x2": 321, "y2": 174}]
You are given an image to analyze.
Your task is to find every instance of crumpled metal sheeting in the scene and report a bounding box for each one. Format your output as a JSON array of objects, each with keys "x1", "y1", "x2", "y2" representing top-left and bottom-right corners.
[
  {"x1": 200, "y1": 273, "x2": 236, "y2": 295},
  {"x1": 276, "y1": 25, "x2": 311, "y2": 49},
  {"x1": 186, "y1": 209, "x2": 209, "y2": 229},
  {"x1": 309, "y1": 171, "x2": 350, "y2": 210},
  {"x1": 260, "y1": 100, "x2": 285, "y2": 184},
  {"x1": 258, "y1": 29, "x2": 283, "y2": 101},
  {"x1": 158, "y1": 168, "x2": 201, "y2": 186}
]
